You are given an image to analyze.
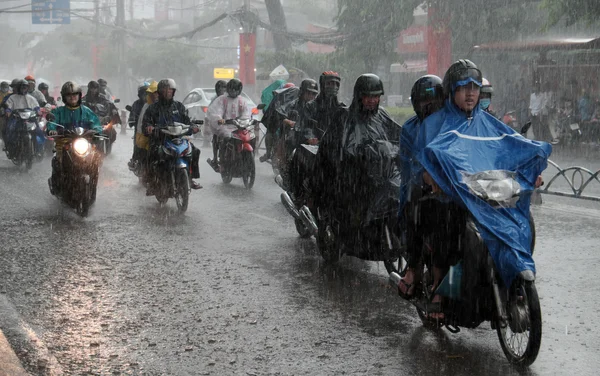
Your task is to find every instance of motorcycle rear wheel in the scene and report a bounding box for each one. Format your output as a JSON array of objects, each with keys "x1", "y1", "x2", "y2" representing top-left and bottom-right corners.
[
  {"x1": 175, "y1": 169, "x2": 190, "y2": 213},
  {"x1": 496, "y1": 279, "x2": 542, "y2": 366},
  {"x1": 241, "y1": 152, "x2": 255, "y2": 189}
]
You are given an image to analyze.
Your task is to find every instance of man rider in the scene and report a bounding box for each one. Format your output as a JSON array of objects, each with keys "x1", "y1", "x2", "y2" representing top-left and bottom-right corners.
[
  {"x1": 2, "y1": 79, "x2": 40, "y2": 153},
  {"x1": 396, "y1": 75, "x2": 445, "y2": 300},
  {"x1": 25, "y1": 75, "x2": 47, "y2": 107},
  {"x1": 305, "y1": 71, "x2": 346, "y2": 138},
  {"x1": 38, "y1": 82, "x2": 56, "y2": 106},
  {"x1": 312, "y1": 74, "x2": 400, "y2": 229},
  {"x1": 206, "y1": 78, "x2": 250, "y2": 171},
  {"x1": 142, "y1": 78, "x2": 202, "y2": 192},
  {"x1": 128, "y1": 82, "x2": 150, "y2": 169},
  {"x1": 97, "y1": 78, "x2": 112, "y2": 99},
  {"x1": 84, "y1": 80, "x2": 120, "y2": 144},
  {"x1": 204, "y1": 80, "x2": 228, "y2": 148},
  {"x1": 46, "y1": 82, "x2": 102, "y2": 193}
]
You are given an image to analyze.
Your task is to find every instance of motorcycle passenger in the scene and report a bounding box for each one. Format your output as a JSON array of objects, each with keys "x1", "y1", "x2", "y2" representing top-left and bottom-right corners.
[
  {"x1": 84, "y1": 80, "x2": 120, "y2": 144},
  {"x1": 312, "y1": 74, "x2": 400, "y2": 245},
  {"x1": 480, "y1": 77, "x2": 497, "y2": 118},
  {"x1": 206, "y1": 78, "x2": 250, "y2": 171},
  {"x1": 128, "y1": 82, "x2": 150, "y2": 169},
  {"x1": 25, "y1": 75, "x2": 47, "y2": 107},
  {"x1": 204, "y1": 80, "x2": 228, "y2": 148},
  {"x1": 396, "y1": 74, "x2": 445, "y2": 300},
  {"x1": 142, "y1": 78, "x2": 202, "y2": 192},
  {"x1": 46, "y1": 81, "x2": 102, "y2": 192},
  {"x1": 2, "y1": 79, "x2": 41, "y2": 153},
  {"x1": 38, "y1": 82, "x2": 56, "y2": 106},
  {"x1": 0, "y1": 81, "x2": 11, "y2": 103},
  {"x1": 97, "y1": 78, "x2": 113, "y2": 100},
  {"x1": 305, "y1": 71, "x2": 347, "y2": 137},
  {"x1": 134, "y1": 81, "x2": 159, "y2": 179},
  {"x1": 259, "y1": 83, "x2": 298, "y2": 163}
]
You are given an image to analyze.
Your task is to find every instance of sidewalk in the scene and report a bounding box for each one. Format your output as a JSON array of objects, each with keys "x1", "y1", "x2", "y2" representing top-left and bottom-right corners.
[{"x1": 0, "y1": 330, "x2": 28, "y2": 376}]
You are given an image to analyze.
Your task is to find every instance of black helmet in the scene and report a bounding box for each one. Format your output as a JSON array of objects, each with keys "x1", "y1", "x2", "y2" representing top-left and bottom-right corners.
[
  {"x1": 137, "y1": 82, "x2": 149, "y2": 99},
  {"x1": 10, "y1": 78, "x2": 21, "y2": 88},
  {"x1": 97, "y1": 78, "x2": 107, "y2": 87},
  {"x1": 442, "y1": 59, "x2": 482, "y2": 97},
  {"x1": 38, "y1": 82, "x2": 49, "y2": 91},
  {"x1": 299, "y1": 79, "x2": 319, "y2": 95},
  {"x1": 88, "y1": 80, "x2": 100, "y2": 90},
  {"x1": 16, "y1": 79, "x2": 29, "y2": 95},
  {"x1": 319, "y1": 71, "x2": 341, "y2": 98},
  {"x1": 353, "y1": 73, "x2": 384, "y2": 98},
  {"x1": 215, "y1": 80, "x2": 227, "y2": 96},
  {"x1": 226, "y1": 78, "x2": 243, "y2": 98},
  {"x1": 60, "y1": 81, "x2": 83, "y2": 106},
  {"x1": 411, "y1": 75, "x2": 444, "y2": 121}
]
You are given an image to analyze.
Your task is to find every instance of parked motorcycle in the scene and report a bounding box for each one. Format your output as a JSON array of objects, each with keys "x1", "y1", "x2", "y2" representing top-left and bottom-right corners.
[
  {"x1": 389, "y1": 170, "x2": 541, "y2": 366},
  {"x1": 208, "y1": 118, "x2": 258, "y2": 189},
  {"x1": 48, "y1": 124, "x2": 105, "y2": 217},
  {"x1": 148, "y1": 122, "x2": 197, "y2": 213},
  {"x1": 5, "y1": 108, "x2": 44, "y2": 171},
  {"x1": 554, "y1": 113, "x2": 582, "y2": 146}
]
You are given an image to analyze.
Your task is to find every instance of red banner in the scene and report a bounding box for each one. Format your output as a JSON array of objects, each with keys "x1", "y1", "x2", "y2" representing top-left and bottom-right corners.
[
  {"x1": 239, "y1": 33, "x2": 256, "y2": 85},
  {"x1": 427, "y1": 6, "x2": 452, "y2": 77}
]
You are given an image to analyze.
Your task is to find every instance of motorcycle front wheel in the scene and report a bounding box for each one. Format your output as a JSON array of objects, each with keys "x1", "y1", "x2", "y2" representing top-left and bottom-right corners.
[
  {"x1": 496, "y1": 279, "x2": 542, "y2": 366},
  {"x1": 175, "y1": 169, "x2": 190, "y2": 213},
  {"x1": 76, "y1": 175, "x2": 92, "y2": 217},
  {"x1": 241, "y1": 152, "x2": 255, "y2": 189}
]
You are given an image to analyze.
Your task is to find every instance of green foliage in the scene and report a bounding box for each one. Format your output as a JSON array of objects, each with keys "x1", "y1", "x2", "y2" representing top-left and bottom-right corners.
[
  {"x1": 542, "y1": 0, "x2": 600, "y2": 26},
  {"x1": 384, "y1": 106, "x2": 415, "y2": 124}
]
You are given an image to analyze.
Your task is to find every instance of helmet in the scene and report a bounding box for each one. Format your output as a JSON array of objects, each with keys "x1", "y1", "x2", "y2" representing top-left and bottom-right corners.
[
  {"x1": 10, "y1": 78, "x2": 21, "y2": 88},
  {"x1": 319, "y1": 71, "x2": 341, "y2": 97},
  {"x1": 146, "y1": 81, "x2": 158, "y2": 93},
  {"x1": 215, "y1": 80, "x2": 227, "y2": 96},
  {"x1": 60, "y1": 81, "x2": 83, "y2": 106},
  {"x1": 353, "y1": 73, "x2": 384, "y2": 98},
  {"x1": 137, "y1": 82, "x2": 150, "y2": 99},
  {"x1": 88, "y1": 80, "x2": 100, "y2": 90},
  {"x1": 97, "y1": 78, "x2": 107, "y2": 87},
  {"x1": 481, "y1": 77, "x2": 493, "y2": 95},
  {"x1": 299, "y1": 79, "x2": 318, "y2": 95},
  {"x1": 282, "y1": 82, "x2": 296, "y2": 89},
  {"x1": 226, "y1": 78, "x2": 243, "y2": 98},
  {"x1": 1, "y1": 81, "x2": 9, "y2": 92},
  {"x1": 157, "y1": 78, "x2": 176, "y2": 92},
  {"x1": 411, "y1": 75, "x2": 444, "y2": 121},
  {"x1": 16, "y1": 79, "x2": 29, "y2": 95},
  {"x1": 38, "y1": 82, "x2": 49, "y2": 91},
  {"x1": 442, "y1": 59, "x2": 482, "y2": 96},
  {"x1": 24, "y1": 75, "x2": 35, "y2": 83}
]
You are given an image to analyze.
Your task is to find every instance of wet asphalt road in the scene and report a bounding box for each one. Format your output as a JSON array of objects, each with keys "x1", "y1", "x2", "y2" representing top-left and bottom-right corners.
[{"x1": 0, "y1": 132, "x2": 599, "y2": 375}]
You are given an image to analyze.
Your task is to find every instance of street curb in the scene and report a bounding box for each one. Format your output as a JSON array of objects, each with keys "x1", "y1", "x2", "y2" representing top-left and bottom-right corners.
[{"x1": 0, "y1": 330, "x2": 28, "y2": 376}]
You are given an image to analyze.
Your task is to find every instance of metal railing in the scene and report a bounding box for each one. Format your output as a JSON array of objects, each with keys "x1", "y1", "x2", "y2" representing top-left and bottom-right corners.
[{"x1": 538, "y1": 160, "x2": 600, "y2": 202}]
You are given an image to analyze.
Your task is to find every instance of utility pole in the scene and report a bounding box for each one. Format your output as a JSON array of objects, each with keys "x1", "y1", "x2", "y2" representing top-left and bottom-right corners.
[
  {"x1": 92, "y1": 0, "x2": 100, "y2": 79},
  {"x1": 239, "y1": 0, "x2": 256, "y2": 97},
  {"x1": 117, "y1": 0, "x2": 127, "y2": 133}
]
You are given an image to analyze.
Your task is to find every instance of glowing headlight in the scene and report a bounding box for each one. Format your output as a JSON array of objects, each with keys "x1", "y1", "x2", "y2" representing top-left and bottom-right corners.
[
  {"x1": 73, "y1": 138, "x2": 91, "y2": 156},
  {"x1": 19, "y1": 111, "x2": 33, "y2": 119}
]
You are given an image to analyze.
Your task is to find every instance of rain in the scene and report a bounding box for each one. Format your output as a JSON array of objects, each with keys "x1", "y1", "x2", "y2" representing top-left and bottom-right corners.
[{"x1": 0, "y1": 0, "x2": 599, "y2": 374}]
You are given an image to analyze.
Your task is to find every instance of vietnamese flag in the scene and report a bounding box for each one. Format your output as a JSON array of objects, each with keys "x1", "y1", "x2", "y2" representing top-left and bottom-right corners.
[{"x1": 239, "y1": 33, "x2": 256, "y2": 85}]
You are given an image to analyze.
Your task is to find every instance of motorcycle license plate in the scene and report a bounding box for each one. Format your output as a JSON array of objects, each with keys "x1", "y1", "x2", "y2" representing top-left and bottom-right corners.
[{"x1": 569, "y1": 123, "x2": 580, "y2": 130}]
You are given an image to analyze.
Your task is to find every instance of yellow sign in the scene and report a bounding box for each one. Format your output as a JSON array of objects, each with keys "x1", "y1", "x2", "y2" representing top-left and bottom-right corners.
[{"x1": 214, "y1": 68, "x2": 235, "y2": 79}]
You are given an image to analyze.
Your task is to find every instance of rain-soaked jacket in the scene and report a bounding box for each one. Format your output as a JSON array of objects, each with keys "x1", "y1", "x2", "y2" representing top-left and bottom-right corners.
[
  {"x1": 261, "y1": 87, "x2": 299, "y2": 134},
  {"x1": 47, "y1": 105, "x2": 102, "y2": 133},
  {"x1": 206, "y1": 95, "x2": 250, "y2": 138},
  {"x1": 142, "y1": 99, "x2": 191, "y2": 139},
  {"x1": 313, "y1": 105, "x2": 401, "y2": 224},
  {"x1": 4, "y1": 94, "x2": 40, "y2": 113},
  {"x1": 414, "y1": 99, "x2": 551, "y2": 287}
]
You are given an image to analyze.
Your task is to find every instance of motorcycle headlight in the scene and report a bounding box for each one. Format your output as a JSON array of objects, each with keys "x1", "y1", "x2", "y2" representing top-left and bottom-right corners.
[
  {"x1": 73, "y1": 138, "x2": 91, "y2": 156},
  {"x1": 462, "y1": 170, "x2": 521, "y2": 208},
  {"x1": 19, "y1": 111, "x2": 33, "y2": 119}
]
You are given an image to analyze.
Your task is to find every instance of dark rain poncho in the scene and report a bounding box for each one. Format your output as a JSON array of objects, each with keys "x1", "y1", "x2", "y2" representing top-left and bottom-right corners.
[
  {"x1": 261, "y1": 86, "x2": 299, "y2": 134},
  {"x1": 314, "y1": 106, "x2": 402, "y2": 226}
]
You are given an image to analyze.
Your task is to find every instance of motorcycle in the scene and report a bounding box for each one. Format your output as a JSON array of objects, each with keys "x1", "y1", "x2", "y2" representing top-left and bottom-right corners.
[
  {"x1": 296, "y1": 140, "x2": 404, "y2": 274},
  {"x1": 208, "y1": 118, "x2": 258, "y2": 189},
  {"x1": 87, "y1": 102, "x2": 119, "y2": 155},
  {"x1": 389, "y1": 170, "x2": 541, "y2": 366},
  {"x1": 5, "y1": 108, "x2": 44, "y2": 170},
  {"x1": 48, "y1": 124, "x2": 105, "y2": 217},
  {"x1": 148, "y1": 122, "x2": 198, "y2": 213},
  {"x1": 554, "y1": 112, "x2": 581, "y2": 146},
  {"x1": 501, "y1": 110, "x2": 520, "y2": 132}
]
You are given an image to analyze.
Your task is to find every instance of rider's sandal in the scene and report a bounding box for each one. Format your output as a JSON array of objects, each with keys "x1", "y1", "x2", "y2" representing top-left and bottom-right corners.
[{"x1": 397, "y1": 278, "x2": 417, "y2": 300}]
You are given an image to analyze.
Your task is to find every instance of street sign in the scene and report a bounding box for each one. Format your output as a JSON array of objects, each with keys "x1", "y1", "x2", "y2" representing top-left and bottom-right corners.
[
  {"x1": 32, "y1": 0, "x2": 71, "y2": 25},
  {"x1": 214, "y1": 68, "x2": 235, "y2": 79}
]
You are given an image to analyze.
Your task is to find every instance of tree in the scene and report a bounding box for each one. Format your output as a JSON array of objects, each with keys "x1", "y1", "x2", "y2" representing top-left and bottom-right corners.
[
  {"x1": 265, "y1": 0, "x2": 292, "y2": 51},
  {"x1": 541, "y1": 0, "x2": 600, "y2": 26}
]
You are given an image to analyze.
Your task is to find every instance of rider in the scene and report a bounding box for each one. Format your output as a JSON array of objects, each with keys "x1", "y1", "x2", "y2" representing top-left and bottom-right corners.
[
  {"x1": 38, "y1": 82, "x2": 57, "y2": 106},
  {"x1": 135, "y1": 81, "x2": 159, "y2": 177},
  {"x1": 142, "y1": 78, "x2": 202, "y2": 192},
  {"x1": 259, "y1": 82, "x2": 298, "y2": 163},
  {"x1": 312, "y1": 74, "x2": 400, "y2": 224},
  {"x1": 480, "y1": 78, "x2": 497, "y2": 117},
  {"x1": 206, "y1": 78, "x2": 250, "y2": 171},
  {"x1": 127, "y1": 82, "x2": 150, "y2": 169},
  {"x1": 84, "y1": 80, "x2": 120, "y2": 143},
  {"x1": 305, "y1": 71, "x2": 346, "y2": 138},
  {"x1": 46, "y1": 82, "x2": 102, "y2": 192},
  {"x1": 204, "y1": 80, "x2": 228, "y2": 148},
  {"x1": 25, "y1": 75, "x2": 47, "y2": 107},
  {"x1": 2, "y1": 79, "x2": 41, "y2": 153},
  {"x1": 0, "y1": 81, "x2": 11, "y2": 102},
  {"x1": 97, "y1": 78, "x2": 112, "y2": 99},
  {"x1": 396, "y1": 74, "x2": 445, "y2": 300}
]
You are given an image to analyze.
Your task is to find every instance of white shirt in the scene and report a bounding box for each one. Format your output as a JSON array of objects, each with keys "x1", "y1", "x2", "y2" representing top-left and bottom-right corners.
[{"x1": 529, "y1": 92, "x2": 544, "y2": 116}]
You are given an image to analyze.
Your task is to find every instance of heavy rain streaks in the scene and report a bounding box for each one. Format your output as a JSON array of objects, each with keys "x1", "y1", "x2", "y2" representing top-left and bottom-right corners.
[{"x1": 0, "y1": 0, "x2": 599, "y2": 375}]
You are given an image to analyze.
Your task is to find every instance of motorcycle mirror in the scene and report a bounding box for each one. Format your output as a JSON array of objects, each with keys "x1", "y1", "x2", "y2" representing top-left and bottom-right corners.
[
  {"x1": 520, "y1": 121, "x2": 532, "y2": 135},
  {"x1": 114, "y1": 99, "x2": 121, "y2": 103},
  {"x1": 257, "y1": 103, "x2": 266, "y2": 110},
  {"x1": 125, "y1": 105, "x2": 132, "y2": 112}
]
